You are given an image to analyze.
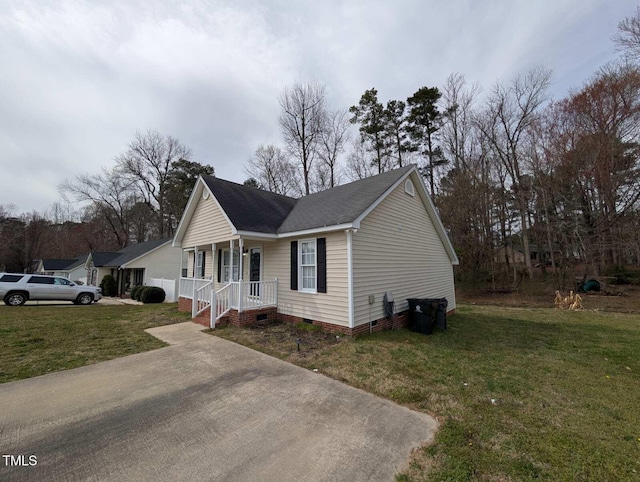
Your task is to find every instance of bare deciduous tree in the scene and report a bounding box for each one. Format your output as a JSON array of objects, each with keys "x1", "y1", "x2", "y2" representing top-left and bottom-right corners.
[
  {"x1": 614, "y1": 7, "x2": 640, "y2": 62},
  {"x1": 116, "y1": 130, "x2": 192, "y2": 237},
  {"x1": 279, "y1": 82, "x2": 327, "y2": 195},
  {"x1": 476, "y1": 67, "x2": 552, "y2": 277},
  {"x1": 60, "y1": 167, "x2": 137, "y2": 248},
  {"x1": 244, "y1": 145, "x2": 300, "y2": 196},
  {"x1": 316, "y1": 108, "x2": 350, "y2": 189}
]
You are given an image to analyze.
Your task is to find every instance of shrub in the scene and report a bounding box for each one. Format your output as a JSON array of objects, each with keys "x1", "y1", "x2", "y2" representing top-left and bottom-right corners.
[
  {"x1": 140, "y1": 286, "x2": 166, "y2": 304},
  {"x1": 100, "y1": 274, "x2": 118, "y2": 297},
  {"x1": 130, "y1": 285, "x2": 144, "y2": 301}
]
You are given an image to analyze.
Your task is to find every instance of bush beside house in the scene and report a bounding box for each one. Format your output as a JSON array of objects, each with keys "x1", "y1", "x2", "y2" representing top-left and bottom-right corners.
[
  {"x1": 130, "y1": 285, "x2": 145, "y2": 301},
  {"x1": 141, "y1": 287, "x2": 166, "y2": 304},
  {"x1": 100, "y1": 275, "x2": 118, "y2": 297}
]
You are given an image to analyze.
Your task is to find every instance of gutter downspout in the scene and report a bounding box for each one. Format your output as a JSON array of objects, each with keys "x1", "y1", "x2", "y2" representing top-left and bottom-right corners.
[{"x1": 346, "y1": 228, "x2": 357, "y2": 330}]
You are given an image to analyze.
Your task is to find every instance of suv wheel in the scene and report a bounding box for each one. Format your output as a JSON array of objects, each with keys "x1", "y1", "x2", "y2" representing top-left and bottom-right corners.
[
  {"x1": 75, "y1": 293, "x2": 94, "y2": 305},
  {"x1": 5, "y1": 292, "x2": 27, "y2": 306}
]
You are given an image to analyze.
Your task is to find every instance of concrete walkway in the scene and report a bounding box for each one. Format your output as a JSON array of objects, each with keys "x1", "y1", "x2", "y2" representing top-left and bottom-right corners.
[{"x1": 0, "y1": 322, "x2": 437, "y2": 481}]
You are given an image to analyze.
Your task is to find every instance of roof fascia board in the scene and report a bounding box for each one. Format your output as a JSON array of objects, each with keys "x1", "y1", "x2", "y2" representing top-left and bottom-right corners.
[
  {"x1": 352, "y1": 169, "x2": 414, "y2": 229},
  {"x1": 277, "y1": 223, "x2": 354, "y2": 239},
  {"x1": 413, "y1": 171, "x2": 460, "y2": 265},
  {"x1": 172, "y1": 177, "x2": 205, "y2": 247},
  {"x1": 235, "y1": 231, "x2": 278, "y2": 240}
]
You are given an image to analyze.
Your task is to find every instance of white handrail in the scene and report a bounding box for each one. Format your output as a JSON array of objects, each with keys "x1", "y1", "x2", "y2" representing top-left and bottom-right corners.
[
  {"x1": 179, "y1": 277, "x2": 212, "y2": 299},
  {"x1": 193, "y1": 280, "x2": 213, "y2": 318},
  {"x1": 211, "y1": 283, "x2": 233, "y2": 328}
]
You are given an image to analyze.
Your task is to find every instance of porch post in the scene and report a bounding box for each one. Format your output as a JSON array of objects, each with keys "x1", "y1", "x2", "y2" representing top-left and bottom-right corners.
[
  {"x1": 238, "y1": 237, "x2": 244, "y2": 312},
  {"x1": 194, "y1": 246, "x2": 199, "y2": 278},
  {"x1": 230, "y1": 239, "x2": 235, "y2": 280},
  {"x1": 211, "y1": 243, "x2": 216, "y2": 285}
]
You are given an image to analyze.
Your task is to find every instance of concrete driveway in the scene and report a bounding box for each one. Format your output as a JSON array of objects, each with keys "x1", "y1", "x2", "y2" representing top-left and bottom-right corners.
[{"x1": 0, "y1": 322, "x2": 437, "y2": 481}]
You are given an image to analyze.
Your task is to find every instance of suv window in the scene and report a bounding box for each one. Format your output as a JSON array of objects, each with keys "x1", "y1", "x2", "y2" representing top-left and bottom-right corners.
[
  {"x1": 54, "y1": 278, "x2": 74, "y2": 286},
  {"x1": 0, "y1": 274, "x2": 23, "y2": 282},
  {"x1": 27, "y1": 276, "x2": 55, "y2": 284}
]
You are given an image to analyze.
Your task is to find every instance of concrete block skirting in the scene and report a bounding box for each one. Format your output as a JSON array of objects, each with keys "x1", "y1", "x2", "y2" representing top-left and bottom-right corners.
[{"x1": 178, "y1": 297, "x2": 454, "y2": 335}]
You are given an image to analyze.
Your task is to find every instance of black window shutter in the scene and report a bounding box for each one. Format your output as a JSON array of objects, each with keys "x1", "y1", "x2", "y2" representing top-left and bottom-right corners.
[
  {"x1": 192, "y1": 252, "x2": 196, "y2": 277},
  {"x1": 290, "y1": 241, "x2": 298, "y2": 290},
  {"x1": 202, "y1": 251, "x2": 206, "y2": 277},
  {"x1": 217, "y1": 249, "x2": 222, "y2": 282},
  {"x1": 317, "y1": 238, "x2": 327, "y2": 293}
]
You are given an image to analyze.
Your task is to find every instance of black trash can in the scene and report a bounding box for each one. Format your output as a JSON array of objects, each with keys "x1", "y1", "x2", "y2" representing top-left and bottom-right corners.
[
  {"x1": 407, "y1": 298, "x2": 437, "y2": 334},
  {"x1": 407, "y1": 297, "x2": 448, "y2": 334},
  {"x1": 433, "y1": 298, "x2": 448, "y2": 330}
]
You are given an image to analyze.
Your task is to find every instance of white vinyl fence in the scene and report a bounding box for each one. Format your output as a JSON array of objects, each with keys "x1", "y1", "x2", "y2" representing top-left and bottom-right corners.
[{"x1": 147, "y1": 278, "x2": 178, "y2": 303}]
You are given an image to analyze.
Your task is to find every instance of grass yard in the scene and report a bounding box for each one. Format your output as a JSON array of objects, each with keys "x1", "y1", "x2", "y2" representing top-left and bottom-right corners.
[
  {"x1": 0, "y1": 303, "x2": 189, "y2": 383},
  {"x1": 213, "y1": 305, "x2": 640, "y2": 481}
]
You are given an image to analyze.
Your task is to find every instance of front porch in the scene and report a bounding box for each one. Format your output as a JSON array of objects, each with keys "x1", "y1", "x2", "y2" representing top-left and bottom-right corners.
[{"x1": 178, "y1": 277, "x2": 278, "y2": 328}]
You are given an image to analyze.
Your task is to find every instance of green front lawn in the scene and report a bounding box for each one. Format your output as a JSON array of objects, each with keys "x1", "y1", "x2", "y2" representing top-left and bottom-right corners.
[
  {"x1": 0, "y1": 304, "x2": 189, "y2": 383},
  {"x1": 214, "y1": 305, "x2": 640, "y2": 481}
]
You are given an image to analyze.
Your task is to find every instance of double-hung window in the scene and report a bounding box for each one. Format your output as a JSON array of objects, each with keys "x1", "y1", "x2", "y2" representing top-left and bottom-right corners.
[
  {"x1": 222, "y1": 249, "x2": 240, "y2": 282},
  {"x1": 299, "y1": 239, "x2": 317, "y2": 292}
]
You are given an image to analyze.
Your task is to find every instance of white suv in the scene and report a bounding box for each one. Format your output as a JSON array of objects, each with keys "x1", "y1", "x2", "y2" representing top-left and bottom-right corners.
[{"x1": 0, "y1": 273, "x2": 102, "y2": 306}]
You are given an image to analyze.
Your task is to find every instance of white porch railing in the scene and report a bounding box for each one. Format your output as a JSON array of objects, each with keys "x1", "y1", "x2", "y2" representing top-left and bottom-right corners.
[
  {"x1": 179, "y1": 277, "x2": 212, "y2": 299},
  {"x1": 239, "y1": 280, "x2": 278, "y2": 311},
  {"x1": 208, "y1": 279, "x2": 278, "y2": 328},
  {"x1": 193, "y1": 280, "x2": 213, "y2": 318},
  {"x1": 211, "y1": 283, "x2": 234, "y2": 326}
]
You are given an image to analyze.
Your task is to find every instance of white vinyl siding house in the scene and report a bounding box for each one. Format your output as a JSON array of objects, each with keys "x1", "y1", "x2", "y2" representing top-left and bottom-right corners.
[
  {"x1": 173, "y1": 165, "x2": 457, "y2": 333},
  {"x1": 85, "y1": 239, "x2": 181, "y2": 297},
  {"x1": 352, "y1": 179, "x2": 456, "y2": 327},
  {"x1": 262, "y1": 232, "x2": 349, "y2": 327},
  {"x1": 182, "y1": 192, "x2": 234, "y2": 247}
]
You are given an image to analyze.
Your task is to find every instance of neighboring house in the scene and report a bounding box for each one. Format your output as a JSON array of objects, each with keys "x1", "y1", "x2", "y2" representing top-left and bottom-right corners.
[
  {"x1": 85, "y1": 238, "x2": 181, "y2": 296},
  {"x1": 36, "y1": 256, "x2": 88, "y2": 284},
  {"x1": 173, "y1": 164, "x2": 459, "y2": 335}
]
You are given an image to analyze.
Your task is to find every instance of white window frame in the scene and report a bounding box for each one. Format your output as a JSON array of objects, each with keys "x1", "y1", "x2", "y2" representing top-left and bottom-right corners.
[
  {"x1": 298, "y1": 238, "x2": 317, "y2": 294},
  {"x1": 222, "y1": 248, "x2": 240, "y2": 282},
  {"x1": 405, "y1": 179, "x2": 415, "y2": 196}
]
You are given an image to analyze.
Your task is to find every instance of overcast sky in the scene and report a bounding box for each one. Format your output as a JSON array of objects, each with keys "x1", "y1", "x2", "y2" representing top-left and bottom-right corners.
[{"x1": 0, "y1": 0, "x2": 635, "y2": 214}]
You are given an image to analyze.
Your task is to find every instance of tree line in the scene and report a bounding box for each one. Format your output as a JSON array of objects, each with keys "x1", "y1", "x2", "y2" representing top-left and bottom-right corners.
[
  {"x1": 0, "y1": 131, "x2": 213, "y2": 272},
  {"x1": 244, "y1": 8, "x2": 640, "y2": 289},
  {"x1": 3, "y1": 8, "x2": 639, "y2": 287}
]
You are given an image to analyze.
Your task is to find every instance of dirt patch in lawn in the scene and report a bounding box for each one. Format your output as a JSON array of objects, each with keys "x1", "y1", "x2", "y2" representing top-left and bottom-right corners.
[{"x1": 212, "y1": 320, "x2": 346, "y2": 365}]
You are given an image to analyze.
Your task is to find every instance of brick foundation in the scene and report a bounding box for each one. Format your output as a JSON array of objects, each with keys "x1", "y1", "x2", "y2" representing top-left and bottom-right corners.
[
  {"x1": 277, "y1": 310, "x2": 413, "y2": 336},
  {"x1": 178, "y1": 296, "x2": 454, "y2": 335},
  {"x1": 178, "y1": 296, "x2": 192, "y2": 312},
  {"x1": 228, "y1": 307, "x2": 278, "y2": 327}
]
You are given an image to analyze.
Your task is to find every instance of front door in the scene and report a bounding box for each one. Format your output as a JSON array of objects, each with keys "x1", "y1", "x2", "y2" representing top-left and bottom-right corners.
[{"x1": 249, "y1": 247, "x2": 261, "y2": 296}]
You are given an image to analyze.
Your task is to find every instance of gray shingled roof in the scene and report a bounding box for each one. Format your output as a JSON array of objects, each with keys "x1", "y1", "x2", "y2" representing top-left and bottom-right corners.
[
  {"x1": 90, "y1": 252, "x2": 122, "y2": 267},
  {"x1": 107, "y1": 238, "x2": 171, "y2": 267},
  {"x1": 201, "y1": 165, "x2": 414, "y2": 234},
  {"x1": 201, "y1": 177, "x2": 297, "y2": 233},
  {"x1": 91, "y1": 239, "x2": 171, "y2": 267},
  {"x1": 277, "y1": 166, "x2": 414, "y2": 233},
  {"x1": 41, "y1": 259, "x2": 79, "y2": 271}
]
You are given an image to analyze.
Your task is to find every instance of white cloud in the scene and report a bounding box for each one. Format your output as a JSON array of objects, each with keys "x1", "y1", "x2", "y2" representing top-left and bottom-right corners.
[{"x1": 0, "y1": 0, "x2": 632, "y2": 212}]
